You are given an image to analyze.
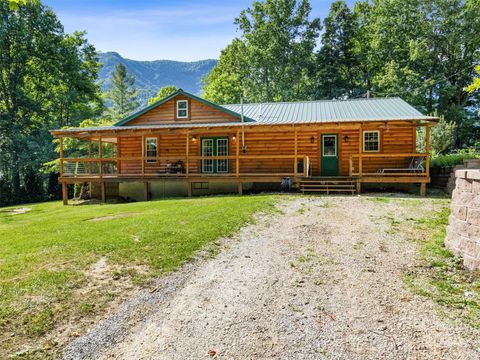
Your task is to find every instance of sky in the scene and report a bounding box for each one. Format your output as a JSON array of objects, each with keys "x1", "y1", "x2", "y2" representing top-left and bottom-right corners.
[{"x1": 42, "y1": 0, "x2": 354, "y2": 62}]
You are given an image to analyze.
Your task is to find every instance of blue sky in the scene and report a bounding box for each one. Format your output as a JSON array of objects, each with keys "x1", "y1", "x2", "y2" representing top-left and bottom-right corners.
[{"x1": 43, "y1": 0, "x2": 354, "y2": 62}]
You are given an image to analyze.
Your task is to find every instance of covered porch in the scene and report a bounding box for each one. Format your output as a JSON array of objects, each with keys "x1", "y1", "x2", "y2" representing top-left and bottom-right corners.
[{"x1": 52, "y1": 121, "x2": 433, "y2": 204}]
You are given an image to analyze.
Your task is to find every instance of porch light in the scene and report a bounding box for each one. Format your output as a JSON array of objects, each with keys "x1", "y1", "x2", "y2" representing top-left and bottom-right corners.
[
  {"x1": 343, "y1": 134, "x2": 350, "y2": 142},
  {"x1": 232, "y1": 135, "x2": 237, "y2": 141},
  {"x1": 191, "y1": 136, "x2": 197, "y2": 142},
  {"x1": 310, "y1": 136, "x2": 315, "y2": 143}
]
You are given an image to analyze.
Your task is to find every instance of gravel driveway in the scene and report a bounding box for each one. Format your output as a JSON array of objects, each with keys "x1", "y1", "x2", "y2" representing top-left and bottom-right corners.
[{"x1": 64, "y1": 195, "x2": 479, "y2": 360}]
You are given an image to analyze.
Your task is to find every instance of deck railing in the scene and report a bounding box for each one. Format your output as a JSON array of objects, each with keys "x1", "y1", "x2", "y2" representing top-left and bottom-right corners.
[
  {"x1": 60, "y1": 155, "x2": 311, "y2": 179},
  {"x1": 349, "y1": 153, "x2": 430, "y2": 177}
]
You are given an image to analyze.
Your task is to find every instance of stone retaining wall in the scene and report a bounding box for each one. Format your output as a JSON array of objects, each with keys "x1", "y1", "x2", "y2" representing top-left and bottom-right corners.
[{"x1": 445, "y1": 169, "x2": 480, "y2": 270}]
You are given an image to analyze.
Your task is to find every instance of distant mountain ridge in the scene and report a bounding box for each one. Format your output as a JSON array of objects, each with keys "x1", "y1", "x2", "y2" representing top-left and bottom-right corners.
[{"x1": 98, "y1": 52, "x2": 217, "y2": 105}]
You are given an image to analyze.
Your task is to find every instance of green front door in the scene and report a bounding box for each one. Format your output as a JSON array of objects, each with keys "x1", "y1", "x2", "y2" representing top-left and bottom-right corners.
[{"x1": 321, "y1": 134, "x2": 339, "y2": 176}]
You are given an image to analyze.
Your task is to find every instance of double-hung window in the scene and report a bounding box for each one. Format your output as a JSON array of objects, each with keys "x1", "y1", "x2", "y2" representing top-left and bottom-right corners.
[
  {"x1": 145, "y1": 137, "x2": 158, "y2": 163},
  {"x1": 363, "y1": 130, "x2": 380, "y2": 152},
  {"x1": 176, "y1": 100, "x2": 188, "y2": 119}
]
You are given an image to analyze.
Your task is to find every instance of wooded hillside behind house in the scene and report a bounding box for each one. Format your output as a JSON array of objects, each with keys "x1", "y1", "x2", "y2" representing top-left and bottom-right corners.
[{"x1": 0, "y1": 0, "x2": 479, "y2": 207}]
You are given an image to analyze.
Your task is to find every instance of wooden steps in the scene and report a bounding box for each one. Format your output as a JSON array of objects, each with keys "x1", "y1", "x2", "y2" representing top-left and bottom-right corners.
[{"x1": 298, "y1": 177, "x2": 357, "y2": 194}]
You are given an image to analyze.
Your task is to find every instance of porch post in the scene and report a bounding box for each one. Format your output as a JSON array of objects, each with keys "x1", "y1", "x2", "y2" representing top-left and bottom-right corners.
[
  {"x1": 62, "y1": 182, "x2": 68, "y2": 205},
  {"x1": 236, "y1": 129, "x2": 240, "y2": 177},
  {"x1": 238, "y1": 182, "x2": 243, "y2": 195},
  {"x1": 144, "y1": 181, "x2": 149, "y2": 201},
  {"x1": 141, "y1": 135, "x2": 145, "y2": 177},
  {"x1": 88, "y1": 139, "x2": 92, "y2": 175},
  {"x1": 186, "y1": 131, "x2": 190, "y2": 178},
  {"x1": 294, "y1": 127, "x2": 298, "y2": 177},
  {"x1": 100, "y1": 181, "x2": 106, "y2": 202},
  {"x1": 425, "y1": 125, "x2": 431, "y2": 178},
  {"x1": 59, "y1": 137, "x2": 64, "y2": 178},
  {"x1": 98, "y1": 136, "x2": 103, "y2": 179},
  {"x1": 420, "y1": 183, "x2": 426, "y2": 196},
  {"x1": 358, "y1": 126, "x2": 363, "y2": 177},
  {"x1": 420, "y1": 125, "x2": 431, "y2": 197}
]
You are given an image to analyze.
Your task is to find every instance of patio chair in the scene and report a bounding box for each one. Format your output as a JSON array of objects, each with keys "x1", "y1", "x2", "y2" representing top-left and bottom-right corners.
[{"x1": 377, "y1": 156, "x2": 425, "y2": 174}]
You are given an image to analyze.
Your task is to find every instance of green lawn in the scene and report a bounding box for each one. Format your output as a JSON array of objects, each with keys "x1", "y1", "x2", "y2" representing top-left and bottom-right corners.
[
  {"x1": 0, "y1": 195, "x2": 275, "y2": 357},
  {"x1": 404, "y1": 202, "x2": 480, "y2": 330}
]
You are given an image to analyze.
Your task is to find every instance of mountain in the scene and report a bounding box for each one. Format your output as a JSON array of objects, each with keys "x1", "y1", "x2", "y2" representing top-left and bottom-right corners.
[{"x1": 98, "y1": 52, "x2": 217, "y2": 105}]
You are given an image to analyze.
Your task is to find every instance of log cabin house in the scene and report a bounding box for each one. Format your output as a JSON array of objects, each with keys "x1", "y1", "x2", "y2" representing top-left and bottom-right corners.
[{"x1": 50, "y1": 89, "x2": 438, "y2": 204}]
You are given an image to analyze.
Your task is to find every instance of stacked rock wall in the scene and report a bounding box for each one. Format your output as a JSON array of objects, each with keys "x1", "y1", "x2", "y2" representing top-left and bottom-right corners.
[{"x1": 445, "y1": 169, "x2": 480, "y2": 270}]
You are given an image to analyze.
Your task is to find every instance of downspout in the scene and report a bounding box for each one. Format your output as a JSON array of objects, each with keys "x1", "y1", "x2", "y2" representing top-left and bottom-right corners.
[{"x1": 241, "y1": 95, "x2": 246, "y2": 153}]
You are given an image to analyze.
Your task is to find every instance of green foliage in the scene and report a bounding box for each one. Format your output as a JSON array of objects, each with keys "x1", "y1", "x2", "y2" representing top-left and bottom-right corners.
[
  {"x1": 405, "y1": 204, "x2": 480, "y2": 329},
  {"x1": 203, "y1": 39, "x2": 250, "y2": 104},
  {"x1": 364, "y1": 0, "x2": 480, "y2": 147},
  {"x1": 0, "y1": 195, "x2": 275, "y2": 356},
  {"x1": 313, "y1": 0, "x2": 364, "y2": 98},
  {"x1": 430, "y1": 149, "x2": 480, "y2": 168},
  {"x1": 106, "y1": 63, "x2": 139, "y2": 118},
  {"x1": 203, "y1": 0, "x2": 321, "y2": 103},
  {"x1": 203, "y1": 0, "x2": 480, "y2": 148},
  {"x1": 5, "y1": 0, "x2": 37, "y2": 11},
  {"x1": 417, "y1": 116, "x2": 456, "y2": 155},
  {"x1": 0, "y1": 1, "x2": 101, "y2": 206},
  {"x1": 466, "y1": 65, "x2": 480, "y2": 93},
  {"x1": 148, "y1": 85, "x2": 179, "y2": 105}
]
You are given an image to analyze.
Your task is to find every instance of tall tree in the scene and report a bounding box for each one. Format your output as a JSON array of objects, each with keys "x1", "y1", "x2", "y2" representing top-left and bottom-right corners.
[
  {"x1": 148, "y1": 85, "x2": 178, "y2": 105},
  {"x1": 365, "y1": 0, "x2": 480, "y2": 147},
  {"x1": 203, "y1": 39, "x2": 250, "y2": 104},
  {"x1": 106, "y1": 63, "x2": 139, "y2": 118},
  {"x1": 0, "y1": 0, "x2": 101, "y2": 204},
  {"x1": 314, "y1": 0, "x2": 363, "y2": 99},
  {"x1": 466, "y1": 65, "x2": 480, "y2": 93},
  {"x1": 203, "y1": 0, "x2": 321, "y2": 103}
]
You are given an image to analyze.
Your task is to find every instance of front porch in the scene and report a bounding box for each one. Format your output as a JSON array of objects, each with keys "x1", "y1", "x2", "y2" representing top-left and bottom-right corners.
[{"x1": 55, "y1": 122, "x2": 432, "y2": 204}]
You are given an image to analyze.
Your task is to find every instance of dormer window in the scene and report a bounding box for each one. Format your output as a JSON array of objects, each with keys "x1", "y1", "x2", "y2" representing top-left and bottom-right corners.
[{"x1": 176, "y1": 100, "x2": 188, "y2": 119}]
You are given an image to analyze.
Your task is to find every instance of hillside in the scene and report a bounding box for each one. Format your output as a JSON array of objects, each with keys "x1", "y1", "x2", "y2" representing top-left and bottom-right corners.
[{"x1": 98, "y1": 52, "x2": 217, "y2": 104}]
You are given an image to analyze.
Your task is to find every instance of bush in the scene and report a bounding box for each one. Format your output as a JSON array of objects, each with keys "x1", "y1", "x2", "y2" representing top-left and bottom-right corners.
[{"x1": 430, "y1": 149, "x2": 480, "y2": 168}]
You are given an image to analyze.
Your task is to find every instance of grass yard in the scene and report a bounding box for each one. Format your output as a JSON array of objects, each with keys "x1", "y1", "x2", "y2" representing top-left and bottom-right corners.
[
  {"x1": 404, "y1": 202, "x2": 480, "y2": 330},
  {"x1": 0, "y1": 195, "x2": 276, "y2": 358}
]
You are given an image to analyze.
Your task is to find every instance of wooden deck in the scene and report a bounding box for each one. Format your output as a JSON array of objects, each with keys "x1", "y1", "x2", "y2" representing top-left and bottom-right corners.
[{"x1": 56, "y1": 121, "x2": 433, "y2": 204}]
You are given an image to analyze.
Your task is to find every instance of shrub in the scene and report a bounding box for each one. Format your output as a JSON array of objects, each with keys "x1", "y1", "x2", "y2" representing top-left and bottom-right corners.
[{"x1": 430, "y1": 149, "x2": 480, "y2": 168}]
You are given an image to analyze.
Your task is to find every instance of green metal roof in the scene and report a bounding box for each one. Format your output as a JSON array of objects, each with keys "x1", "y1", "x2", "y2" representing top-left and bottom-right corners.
[
  {"x1": 114, "y1": 88, "x2": 255, "y2": 126},
  {"x1": 223, "y1": 97, "x2": 436, "y2": 124},
  {"x1": 66, "y1": 90, "x2": 439, "y2": 136}
]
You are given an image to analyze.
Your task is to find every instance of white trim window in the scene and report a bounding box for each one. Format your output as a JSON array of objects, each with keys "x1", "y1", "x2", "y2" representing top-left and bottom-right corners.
[
  {"x1": 322, "y1": 135, "x2": 337, "y2": 157},
  {"x1": 363, "y1": 130, "x2": 380, "y2": 152},
  {"x1": 145, "y1": 137, "x2": 158, "y2": 163},
  {"x1": 176, "y1": 100, "x2": 188, "y2": 119}
]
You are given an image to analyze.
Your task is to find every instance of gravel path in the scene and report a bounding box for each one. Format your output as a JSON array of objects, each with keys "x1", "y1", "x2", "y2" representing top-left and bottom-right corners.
[{"x1": 63, "y1": 195, "x2": 480, "y2": 360}]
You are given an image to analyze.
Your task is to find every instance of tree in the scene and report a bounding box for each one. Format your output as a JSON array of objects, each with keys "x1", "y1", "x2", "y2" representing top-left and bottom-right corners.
[
  {"x1": 106, "y1": 63, "x2": 139, "y2": 118},
  {"x1": 203, "y1": 0, "x2": 321, "y2": 103},
  {"x1": 364, "y1": 0, "x2": 480, "y2": 147},
  {"x1": 313, "y1": 0, "x2": 363, "y2": 99},
  {"x1": 417, "y1": 116, "x2": 456, "y2": 155},
  {"x1": 466, "y1": 65, "x2": 480, "y2": 93},
  {"x1": 203, "y1": 39, "x2": 250, "y2": 104},
  {"x1": 6, "y1": 0, "x2": 37, "y2": 11},
  {"x1": 148, "y1": 85, "x2": 179, "y2": 105},
  {"x1": 0, "y1": 1, "x2": 101, "y2": 205}
]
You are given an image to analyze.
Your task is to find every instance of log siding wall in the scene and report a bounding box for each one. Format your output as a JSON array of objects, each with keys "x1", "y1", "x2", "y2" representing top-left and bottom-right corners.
[
  {"x1": 128, "y1": 95, "x2": 240, "y2": 125},
  {"x1": 116, "y1": 123, "x2": 416, "y2": 177}
]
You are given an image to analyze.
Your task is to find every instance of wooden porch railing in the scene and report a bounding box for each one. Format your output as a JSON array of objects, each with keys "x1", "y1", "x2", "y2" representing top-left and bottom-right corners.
[
  {"x1": 349, "y1": 153, "x2": 430, "y2": 177},
  {"x1": 60, "y1": 155, "x2": 311, "y2": 179}
]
